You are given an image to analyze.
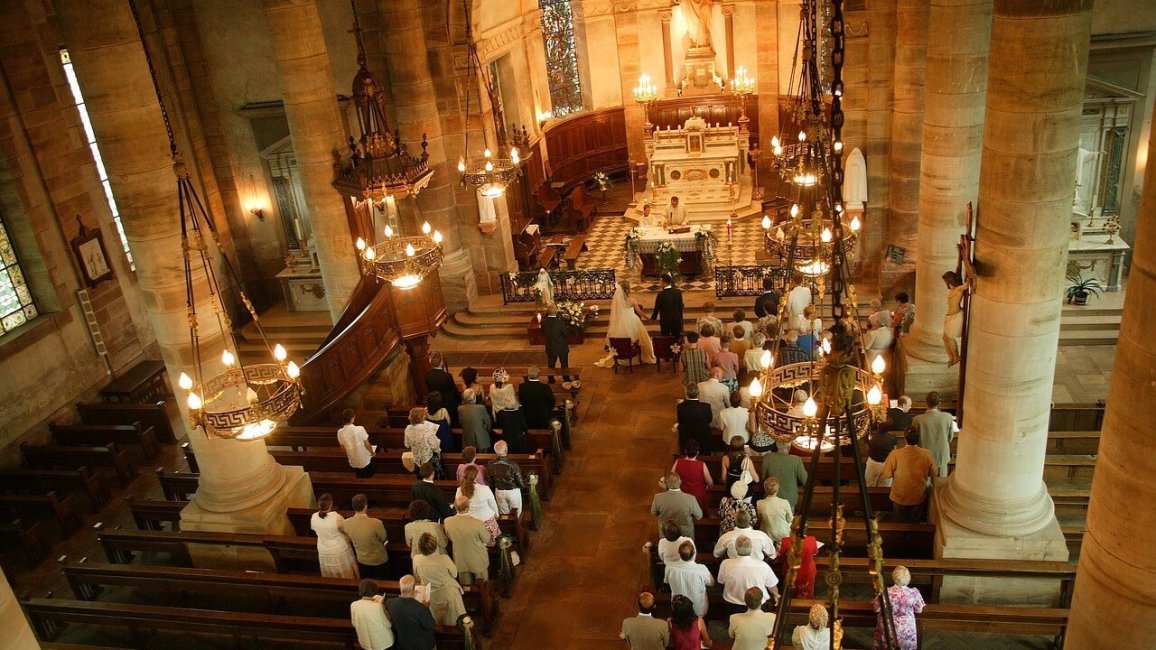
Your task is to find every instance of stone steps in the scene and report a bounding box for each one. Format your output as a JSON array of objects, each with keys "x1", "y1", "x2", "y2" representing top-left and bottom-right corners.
[
  {"x1": 235, "y1": 304, "x2": 331, "y2": 363},
  {"x1": 1058, "y1": 303, "x2": 1122, "y2": 346}
]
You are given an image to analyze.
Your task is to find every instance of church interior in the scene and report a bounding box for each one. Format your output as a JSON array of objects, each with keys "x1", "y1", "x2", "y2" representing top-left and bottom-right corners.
[{"x1": 0, "y1": 0, "x2": 1154, "y2": 648}]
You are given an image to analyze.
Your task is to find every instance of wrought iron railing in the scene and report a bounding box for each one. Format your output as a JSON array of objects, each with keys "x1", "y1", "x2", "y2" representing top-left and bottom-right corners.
[
  {"x1": 500, "y1": 268, "x2": 617, "y2": 304},
  {"x1": 713, "y1": 265, "x2": 788, "y2": 297}
]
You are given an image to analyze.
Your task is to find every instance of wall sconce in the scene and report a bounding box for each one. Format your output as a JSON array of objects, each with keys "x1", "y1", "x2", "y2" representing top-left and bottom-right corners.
[{"x1": 244, "y1": 173, "x2": 265, "y2": 221}]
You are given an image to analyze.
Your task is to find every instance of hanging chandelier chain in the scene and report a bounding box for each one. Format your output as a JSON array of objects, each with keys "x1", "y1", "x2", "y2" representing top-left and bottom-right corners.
[{"x1": 129, "y1": 0, "x2": 177, "y2": 159}]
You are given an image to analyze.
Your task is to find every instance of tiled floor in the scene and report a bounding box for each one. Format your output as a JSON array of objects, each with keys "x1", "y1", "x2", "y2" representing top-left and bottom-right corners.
[{"x1": 1051, "y1": 345, "x2": 1115, "y2": 403}]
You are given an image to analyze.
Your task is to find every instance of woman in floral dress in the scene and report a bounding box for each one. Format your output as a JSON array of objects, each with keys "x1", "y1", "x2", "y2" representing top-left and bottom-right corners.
[
  {"x1": 873, "y1": 565, "x2": 925, "y2": 649},
  {"x1": 717, "y1": 480, "x2": 757, "y2": 535}
]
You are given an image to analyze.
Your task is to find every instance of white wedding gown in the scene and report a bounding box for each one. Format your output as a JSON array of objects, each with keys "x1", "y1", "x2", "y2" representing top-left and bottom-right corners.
[{"x1": 595, "y1": 286, "x2": 657, "y2": 367}]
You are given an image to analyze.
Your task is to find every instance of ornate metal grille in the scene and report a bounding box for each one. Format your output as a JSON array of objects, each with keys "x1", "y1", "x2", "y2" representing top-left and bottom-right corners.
[
  {"x1": 0, "y1": 211, "x2": 37, "y2": 335},
  {"x1": 540, "y1": 0, "x2": 584, "y2": 117},
  {"x1": 500, "y1": 268, "x2": 616, "y2": 304},
  {"x1": 713, "y1": 265, "x2": 788, "y2": 297}
]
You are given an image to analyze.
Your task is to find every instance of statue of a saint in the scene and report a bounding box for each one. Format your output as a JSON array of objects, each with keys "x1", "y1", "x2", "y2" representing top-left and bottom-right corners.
[{"x1": 683, "y1": 0, "x2": 714, "y2": 49}]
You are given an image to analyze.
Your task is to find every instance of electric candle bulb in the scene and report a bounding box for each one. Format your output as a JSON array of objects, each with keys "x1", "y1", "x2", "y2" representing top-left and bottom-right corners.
[
  {"x1": 355, "y1": 237, "x2": 366, "y2": 251},
  {"x1": 760, "y1": 350, "x2": 772, "y2": 369},
  {"x1": 422, "y1": 221, "x2": 432, "y2": 235},
  {"x1": 187, "y1": 392, "x2": 203, "y2": 410},
  {"x1": 485, "y1": 160, "x2": 494, "y2": 172},
  {"x1": 867, "y1": 384, "x2": 883, "y2": 405},
  {"x1": 405, "y1": 243, "x2": 416, "y2": 257},
  {"x1": 790, "y1": 204, "x2": 800, "y2": 218},
  {"x1": 365, "y1": 247, "x2": 376, "y2": 261},
  {"x1": 457, "y1": 158, "x2": 466, "y2": 173},
  {"x1": 286, "y1": 361, "x2": 300, "y2": 379},
  {"x1": 822, "y1": 338, "x2": 832, "y2": 354},
  {"x1": 433, "y1": 230, "x2": 443, "y2": 244},
  {"x1": 821, "y1": 227, "x2": 833, "y2": 243},
  {"x1": 798, "y1": 130, "x2": 807, "y2": 142},
  {"x1": 871, "y1": 354, "x2": 886, "y2": 375},
  {"x1": 484, "y1": 148, "x2": 492, "y2": 158},
  {"x1": 749, "y1": 377, "x2": 763, "y2": 398},
  {"x1": 761, "y1": 215, "x2": 772, "y2": 230},
  {"x1": 384, "y1": 225, "x2": 394, "y2": 238},
  {"x1": 802, "y1": 397, "x2": 818, "y2": 418},
  {"x1": 178, "y1": 372, "x2": 193, "y2": 390},
  {"x1": 221, "y1": 349, "x2": 235, "y2": 367},
  {"x1": 771, "y1": 135, "x2": 780, "y2": 148},
  {"x1": 850, "y1": 215, "x2": 862, "y2": 232},
  {"x1": 273, "y1": 344, "x2": 287, "y2": 362}
]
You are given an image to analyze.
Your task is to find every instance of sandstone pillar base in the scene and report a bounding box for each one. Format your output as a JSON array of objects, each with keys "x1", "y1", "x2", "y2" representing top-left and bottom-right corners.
[
  {"x1": 439, "y1": 250, "x2": 478, "y2": 315},
  {"x1": 902, "y1": 353, "x2": 958, "y2": 401},
  {"x1": 0, "y1": 567, "x2": 39, "y2": 650},
  {"x1": 930, "y1": 482, "x2": 1069, "y2": 606},
  {"x1": 181, "y1": 465, "x2": 314, "y2": 571}
]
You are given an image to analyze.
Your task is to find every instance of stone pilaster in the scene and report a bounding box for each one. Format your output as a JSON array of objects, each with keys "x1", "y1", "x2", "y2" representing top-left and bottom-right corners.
[
  {"x1": 858, "y1": 0, "x2": 896, "y2": 277},
  {"x1": 614, "y1": 9, "x2": 646, "y2": 164},
  {"x1": 0, "y1": 567, "x2": 38, "y2": 649},
  {"x1": 880, "y1": 0, "x2": 928, "y2": 296},
  {"x1": 58, "y1": 0, "x2": 311, "y2": 540},
  {"x1": 934, "y1": 0, "x2": 1092, "y2": 583},
  {"x1": 262, "y1": 0, "x2": 360, "y2": 321},
  {"x1": 1064, "y1": 98, "x2": 1156, "y2": 648},
  {"x1": 903, "y1": 0, "x2": 992, "y2": 396}
]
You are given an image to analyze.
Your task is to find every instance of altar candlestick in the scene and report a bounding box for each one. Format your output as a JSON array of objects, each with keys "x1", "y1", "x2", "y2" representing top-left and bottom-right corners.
[{"x1": 293, "y1": 218, "x2": 304, "y2": 241}]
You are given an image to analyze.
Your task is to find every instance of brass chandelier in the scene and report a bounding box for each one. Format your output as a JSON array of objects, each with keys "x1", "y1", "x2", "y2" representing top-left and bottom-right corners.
[
  {"x1": 456, "y1": 0, "x2": 521, "y2": 197},
  {"x1": 130, "y1": 0, "x2": 301, "y2": 440},
  {"x1": 338, "y1": 1, "x2": 442, "y2": 290},
  {"x1": 744, "y1": 0, "x2": 900, "y2": 646}
]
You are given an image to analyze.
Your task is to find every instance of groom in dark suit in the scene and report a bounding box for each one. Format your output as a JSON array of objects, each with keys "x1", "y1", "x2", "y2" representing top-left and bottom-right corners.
[
  {"x1": 651, "y1": 273, "x2": 684, "y2": 337},
  {"x1": 540, "y1": 304, "x2": 571, "y2": 383}
]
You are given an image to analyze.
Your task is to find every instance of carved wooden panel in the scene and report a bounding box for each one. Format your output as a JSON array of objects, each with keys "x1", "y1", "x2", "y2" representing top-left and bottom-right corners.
[
  {"x1": 544, "y1": 107, "x2": 629, "y2": 190},
  {"x1": 650, "y1": 95, "x2": 761, "y2": 148}
]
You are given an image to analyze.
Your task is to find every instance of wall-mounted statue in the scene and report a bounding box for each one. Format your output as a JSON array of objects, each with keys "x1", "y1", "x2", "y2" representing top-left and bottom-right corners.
[{"x1": 681, "y1": 0, "x2": 715, "y2": 50}]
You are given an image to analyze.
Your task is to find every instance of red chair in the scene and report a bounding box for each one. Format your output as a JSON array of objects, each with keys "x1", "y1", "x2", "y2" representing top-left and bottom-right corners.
[
  {"x1": 608, "y1": 337, "x2": 642, "y2": 374},
  {"x1": 653, "y1": 335, "x2": 680, "y2": 373}
]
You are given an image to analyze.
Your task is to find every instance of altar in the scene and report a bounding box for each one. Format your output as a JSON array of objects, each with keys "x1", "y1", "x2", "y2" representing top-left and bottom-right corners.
[
  {"x1": 631, "y1": 116, "x2": 760, "y2": 224},
  {"x1": 627, "y1": 224, "x2": 713, "y2": 277}
]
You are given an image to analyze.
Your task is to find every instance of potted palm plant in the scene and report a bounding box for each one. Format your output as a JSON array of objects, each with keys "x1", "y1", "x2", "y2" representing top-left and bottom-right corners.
[{"x1": 1065, "y1": 271, "x2": 1104, "y2": 306}]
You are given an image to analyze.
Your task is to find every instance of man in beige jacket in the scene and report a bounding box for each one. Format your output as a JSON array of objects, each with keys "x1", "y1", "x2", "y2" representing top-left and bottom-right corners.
[
  {"x1": 344, "y1": 494, "x2": 388, "y2": 579},
  {"x1": 443, "y1": 496, "x2": 490, "y2": 584}
]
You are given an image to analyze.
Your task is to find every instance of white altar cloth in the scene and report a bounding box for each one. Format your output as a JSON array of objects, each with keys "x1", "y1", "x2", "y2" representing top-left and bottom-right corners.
[{"x1": 634, "y1": 224, "x2": 712, "y2": 253}]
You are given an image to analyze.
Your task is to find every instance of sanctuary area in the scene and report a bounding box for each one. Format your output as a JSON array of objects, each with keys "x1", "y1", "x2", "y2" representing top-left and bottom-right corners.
[{"x1": 0, "y1": 1, "x2": 1153, "y2": 649}]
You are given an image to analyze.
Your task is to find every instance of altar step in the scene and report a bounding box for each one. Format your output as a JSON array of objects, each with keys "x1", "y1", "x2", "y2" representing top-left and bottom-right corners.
[
  {"x1": 1058, "y1": 303, "x2": 1122, "y2": 346},
  {"x1": 235, "y1": 302, "x2": 332, "y2": 363}
]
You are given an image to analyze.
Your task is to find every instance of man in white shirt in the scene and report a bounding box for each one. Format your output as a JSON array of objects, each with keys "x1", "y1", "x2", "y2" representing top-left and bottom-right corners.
[
  {"x1": 786, "y1": 273, "x2": 812, "y2": 319},
  {"x1": 350, "y1": 579, "x2": 395, "y2": 650},
  {"x1": 664, "y1": 541, "x2": 715, "y2": 617},
  {"x1": 729, "y1": 587, "x2": 777, "y2": 650},
  {"x1": 665, "y1": 195, "x2": 689, "y2": 227},
  {"x1": 717, "y1": 536, "x2": 781, "y2": 606},
  {"x1": 697, "y1": 368, "x2": 731, "y2": 429},
  {"x1": 338, "y1": 408, "x2": 375, "y2": 478},
  {"x1": 714, "y1": 510, "x2": 776, "y2": 560}
]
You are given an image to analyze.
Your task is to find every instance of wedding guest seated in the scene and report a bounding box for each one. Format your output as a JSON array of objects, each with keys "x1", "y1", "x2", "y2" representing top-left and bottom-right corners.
[
  {"x1": 714, "y1": 509, "x2": 775, "y2": 561},
  {"x1": 517, "y1": 366, "x2": 556, "y2": 429}
]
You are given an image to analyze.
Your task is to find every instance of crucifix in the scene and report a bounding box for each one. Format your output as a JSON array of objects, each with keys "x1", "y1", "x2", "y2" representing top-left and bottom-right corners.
[{"x1": 955, "y1": 201, "x2": 978, "y2": 426}]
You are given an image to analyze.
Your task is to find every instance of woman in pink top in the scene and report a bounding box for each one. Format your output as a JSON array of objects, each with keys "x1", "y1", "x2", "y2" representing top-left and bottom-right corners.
[
  {"x1": 454, "y1": 446, "x2": 487, "y2": 485},
  {"x1": 671, "y1": 439, "x2": 713, "y2": 511}
]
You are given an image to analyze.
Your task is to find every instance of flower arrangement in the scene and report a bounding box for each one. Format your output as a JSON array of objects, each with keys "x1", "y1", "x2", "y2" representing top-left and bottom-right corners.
[
  {"x1": 593, "y1": 171, "x2": 611, "y2": 192},
  {"x1": 624, "y1": 228, "x2": 641, "y2": 270},
  {"x1": 695, "y1": 229, "x2": 718, "y2": 271},
  {"x1": 555, "y1": 300, "x2": 594, "y2": 331},
  {"x1": 655, "y1": 240, "x2": 682, "y2": 280}
]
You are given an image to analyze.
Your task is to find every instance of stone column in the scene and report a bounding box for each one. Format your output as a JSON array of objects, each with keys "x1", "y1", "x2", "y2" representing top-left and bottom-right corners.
[
  {"x1": 880, "y1": 0, "x2": 928, "y2": 295},
  {"x1": 614, "y1": 9, "x2": 647, "y2": 164},
  {"x1": 381, "y1": 0, "x2": 476, "y2": 313},
  {"x1": 0, "y1": 567, "x2": 38, "y2": 649},
  {"x1": 903, "y1": 0, "x2": 992, "y2": 393},
  {"x1": 933, "y1": 0, "x2": 1092, "y2": 590},
  {"x1": 1064, "y1": 102, "x2": 1156, "y2": 648},
  {"x1": 262, "y1": 0, "x2": 360, "y2": 321},
  {"x1": 57, "y1": 0, "x2": 311, "y2": 542}
]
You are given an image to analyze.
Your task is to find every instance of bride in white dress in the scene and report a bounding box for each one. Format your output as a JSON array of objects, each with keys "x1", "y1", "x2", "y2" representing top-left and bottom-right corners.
[{"x1": 595, "y1": 282, "x2": 657, "y2": 367}]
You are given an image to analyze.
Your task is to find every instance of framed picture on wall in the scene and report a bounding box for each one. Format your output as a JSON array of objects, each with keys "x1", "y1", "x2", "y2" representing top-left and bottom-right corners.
[{"x1": 71, "y1": 217, "x2": 114, "y2": 288}]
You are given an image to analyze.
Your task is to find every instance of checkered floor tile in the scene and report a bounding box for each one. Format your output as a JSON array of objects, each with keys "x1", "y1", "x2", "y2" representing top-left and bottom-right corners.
[{"x1": 570, "y1": 216, "x2": 766, "y2": 293}]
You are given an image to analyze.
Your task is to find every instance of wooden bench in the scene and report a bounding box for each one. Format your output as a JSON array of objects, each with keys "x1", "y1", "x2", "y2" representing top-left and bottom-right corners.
[
  {"x1": 98, "y1": 359, "x2": 168, "y2": 404},
  {"x1": 563, "y1": 233, "x2": 588, "y2": 269},
  {"x1": 60, "y1": 560, "x2": 498, "y2": 636},
  {"x1": 946, "y1": 455, "x2": 1096, "y2": 484},
  {"x1": 0, "y1": 518, "x2": 50, "y2": 564},
  {"x1": 155, "y1": 469, "x2": 198, "y2": 501},
  {"x1": 125, "y1": 496, "x2": 184, "y2": 531},
  {"x1": 0, "y1": 467, "x2": 110, "y2": 509},
  {"x1": 688, "y1": 518, "x2": 936, "y2": 559},
  {"x1": 50, "y1": 422, "x2": 161, "y2": 462},
  {"x1": 76, "y1": 400, "x2": 177, "y2": 444},
  {"x1": 565, "y1": 184, "x2": 598, "y2": 231},
  {"x1": 536, "y1": 246, "x2": 558, "y2": 270},
  {"x1": 0, "y1": 491, "x2": 84, "y2": 537},
  {"x1": 20, "y1": 442, "x2": 135, "y2": 487},
  {"x1": 23, "y1": 598, "x2": 478, "y2": 649}
]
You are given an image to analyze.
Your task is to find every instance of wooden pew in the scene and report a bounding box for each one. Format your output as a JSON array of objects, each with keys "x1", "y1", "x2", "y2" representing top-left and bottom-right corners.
[
  {"x1": 21, "y1": 442, "x2": 135, "y2": 486},
  {"x1": 76, "y1": 400, "x2": 177, "y2": 444},
  {"x1": 23, "y1": 598, "x2": 478, "y2": 649},
  {"x1": 0, "y1": 467, "x2": 110, "y2": 509},
  {"x1": 308, "y1": 473, "x2": 469, "y2": 509},
  {"x1": 60, "y1": 560, "x2": 498, "y2": 636},
  {"x1": 688, "y1": 517, "x2": 936, "y2": 559},
  {"x1": 263, "y1": 448, "x2": 554, "y2": 499},
  {"x1": 562, "y1": 233, "x2": 588, "y2": 269},
  {"x1": 50, "y1": 422, "x2": 160, "y2": 461},
  {"x1": 0, "y1": 518, "x2": 50, "y2": 564},
  {"x1": 948, "y1": 430, "x2": 1101, "y2": 457},
  {"x1": 155, "y1": 469, "x2": 198, "y2": 501},
  {"x1": 565, "y1": 184, "x2": 598, "y2": 231},
  {"x1": 947, "y1": 455, "x2": 1095, "y2": 484},
  {"x1": 97, "y1": 359, "x2": 168, "y2": 404},
  {"x1": 124, "y1": 496, "x2": 183, "y2": 531},
  {"x1": 1048, "y1": 402, "x2": 1105, "y2": 432},
  {"x1": 0, "y1": 491, "x2": 84, "y2": 536}
]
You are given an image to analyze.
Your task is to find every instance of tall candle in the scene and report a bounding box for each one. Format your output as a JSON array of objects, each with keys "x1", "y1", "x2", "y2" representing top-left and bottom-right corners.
[{"x1": 293, "y1": 218, "x2": 304, "y2": 241}]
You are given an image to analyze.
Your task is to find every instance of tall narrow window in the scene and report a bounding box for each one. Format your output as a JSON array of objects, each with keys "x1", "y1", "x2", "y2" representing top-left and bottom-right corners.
[
  {"x1": 0, "y1": 211, "x2": 37, "y2": 336},
  {"x1": 540, "y1": 0, "x2": 584, "y2": 117},
  {"x1": 59, "y1": 49, "x2": 134, "y2": 270}
]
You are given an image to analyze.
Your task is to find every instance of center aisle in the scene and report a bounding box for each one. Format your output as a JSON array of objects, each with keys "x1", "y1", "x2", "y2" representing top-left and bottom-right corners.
[{"x1": 488, "y1": 354, "x2": 686, "y2": 649}]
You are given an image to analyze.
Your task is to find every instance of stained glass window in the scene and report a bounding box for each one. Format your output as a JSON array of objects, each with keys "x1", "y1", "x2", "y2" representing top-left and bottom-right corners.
[
  {"x1": 60, "y1": 49, "x2": 134, "y2": 270},
  {"x1": 0, "y1": 213, "x2": 37, "y2": 336},
  {"x1": 540, "y1": 0, "x2": 584, "y2": 117}
]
